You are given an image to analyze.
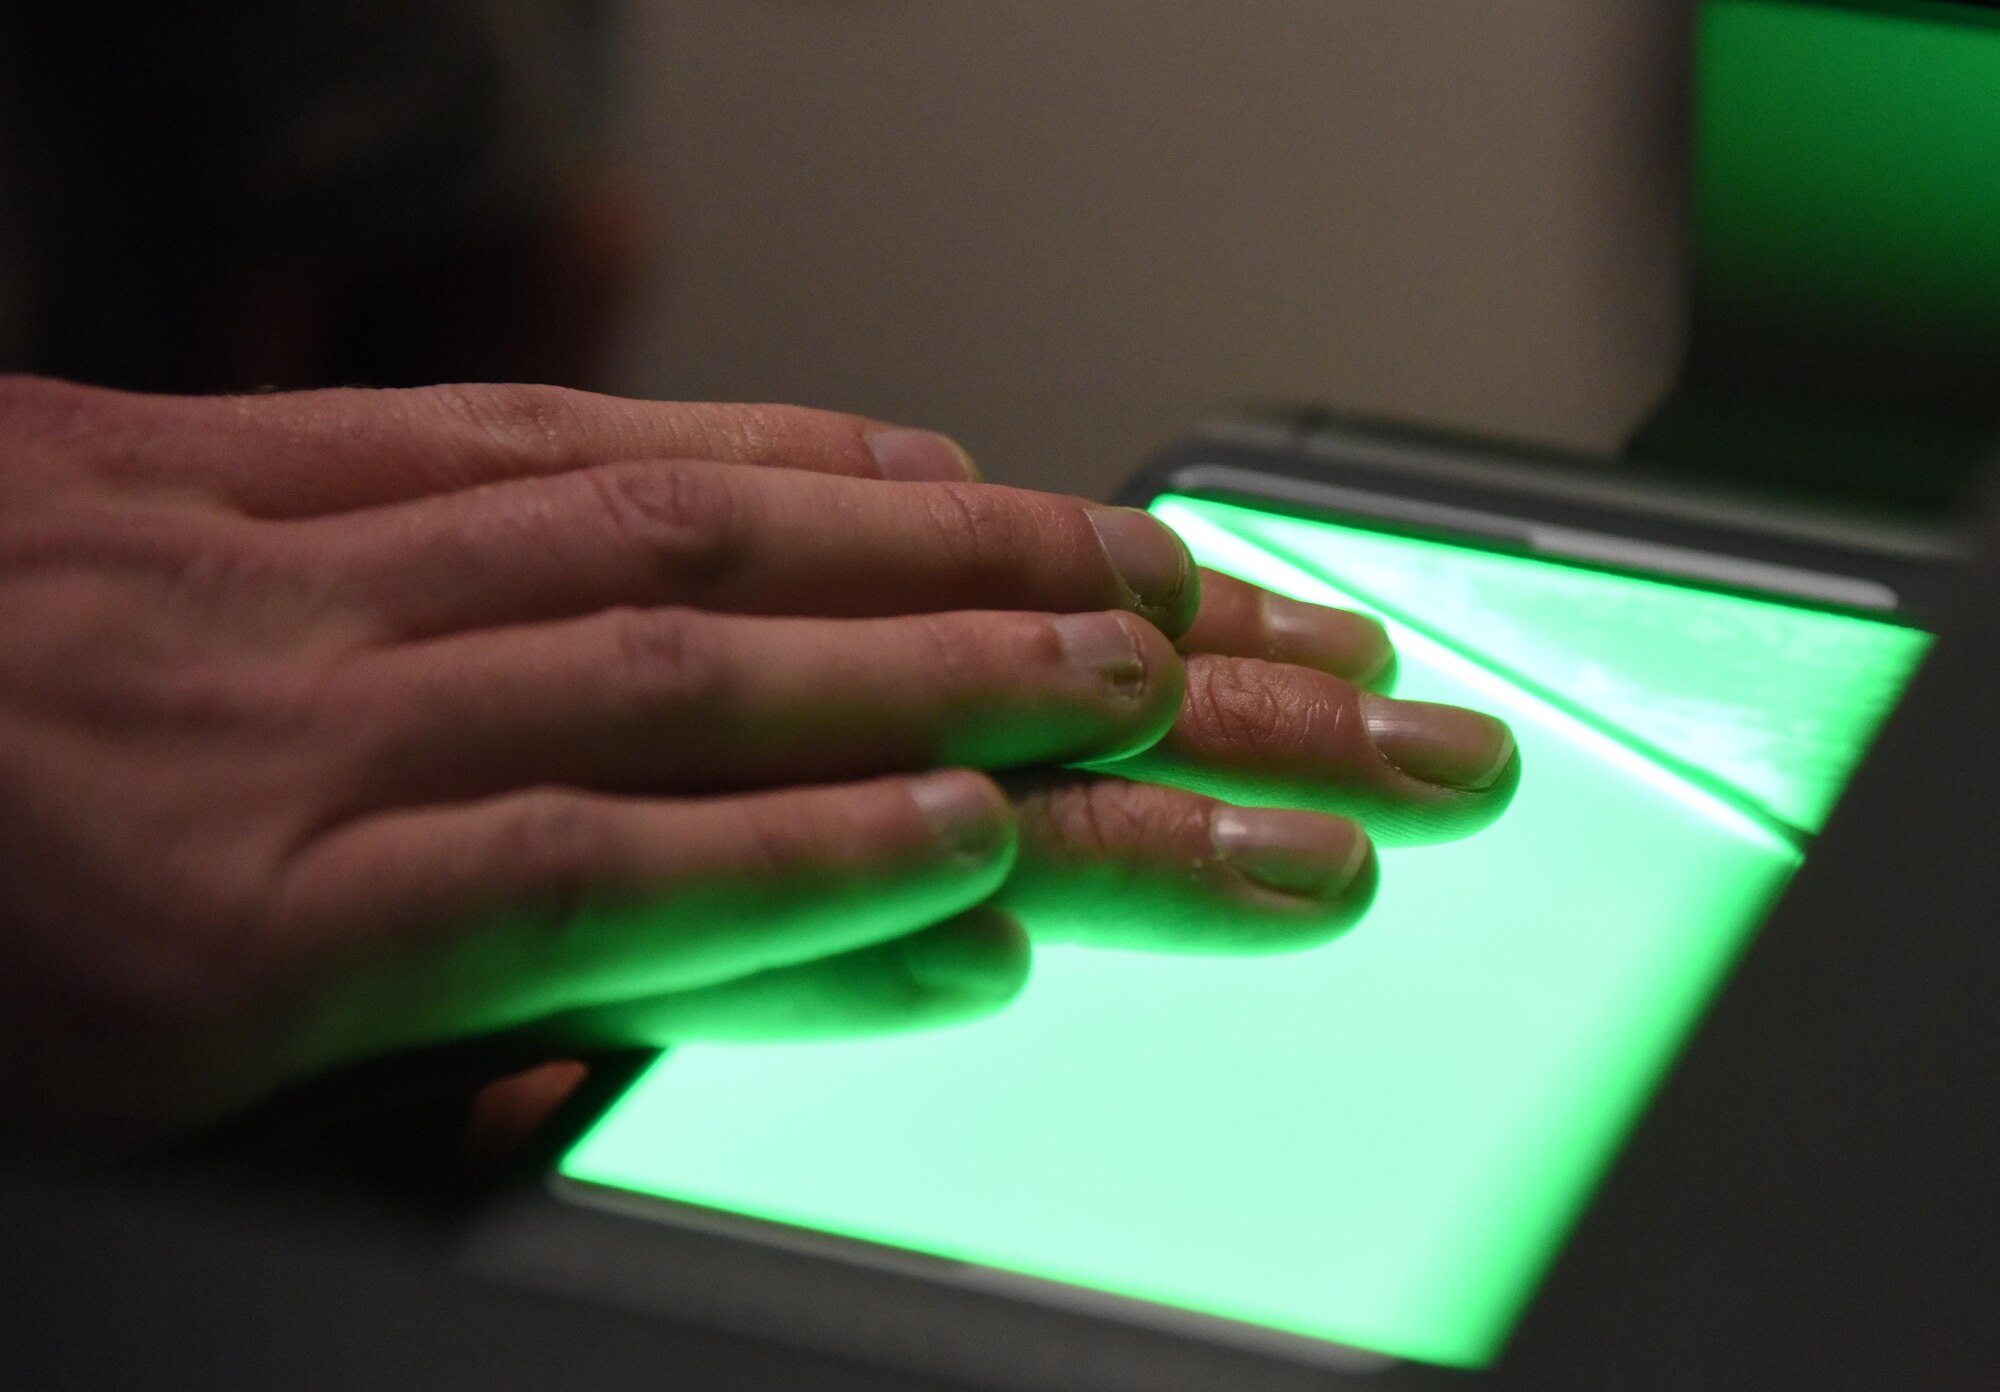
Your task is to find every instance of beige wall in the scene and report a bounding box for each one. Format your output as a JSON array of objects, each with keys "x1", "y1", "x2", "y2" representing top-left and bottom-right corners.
[{"x1": 604, "y1": 2, "x2": 1692, "y2": 499}]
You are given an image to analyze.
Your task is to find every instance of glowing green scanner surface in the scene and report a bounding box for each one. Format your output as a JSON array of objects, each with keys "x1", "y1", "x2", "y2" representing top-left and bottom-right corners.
[{"x1": 560, "y1": 494, "x2": 1930, "y2": 1369}]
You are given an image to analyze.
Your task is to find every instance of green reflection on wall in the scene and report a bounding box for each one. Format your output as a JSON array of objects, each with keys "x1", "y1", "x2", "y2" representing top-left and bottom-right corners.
[{"x1": 1699, "y1": 0, "x2": 2000, "y2": 344}]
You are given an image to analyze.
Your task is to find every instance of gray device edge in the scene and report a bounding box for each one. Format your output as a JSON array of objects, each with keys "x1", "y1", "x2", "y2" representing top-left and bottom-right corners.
[
  {"x1": 459, "y1": 1175, "x2": 1458, "y2": 1392},
  {"x1": 1162, "y1": 463, "x2": 1907, "y2": 609}
]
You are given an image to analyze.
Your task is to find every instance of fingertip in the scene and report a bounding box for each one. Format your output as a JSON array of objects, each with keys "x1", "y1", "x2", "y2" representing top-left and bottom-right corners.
[
  {"x1": 1257, "y1": 592, "x2": 1397, "y2": 687},
  {"x1": 1365, "y1": 745, "x2": 1524, "y2": 846},
  {"x1": 1362, "y1": 694, "x2": 1517, "y2": 792},
  {"x1": 1167, "y1": 560, "x2": 1205, "y2": 640},
  {"x1": 1235, "y1": 837, "x2": 1380, "y2": 953},
  {"x1": 1367, "y1": 641, "x2": 1400, "y2": 694},
  {"x1": 1210, "y1": 806, "x2": 1370, "y2": 898},
  {"x1": 1208, "y1": 806, "x2": 1379, "y2": 947},
  {"x1": 866, "y1": 428, "x2": 982, "y2": 483},
  {"x1": 909, "y1": 768, "x2": 1018, "y2": 867},
  {"x1": 1476, "y1": 742, "x2": 1524, "y2": 816},
  {"x1": 1350, "y1": 615, "x2": 1397, "y2": 691},
  {"x1": 1337, "y1": 838, "x2": 1382, "y2": 934},
  {"x1": 1086, "y1": 507, "x2": 1202, "y2": 638},
  {"x1": 1112, "y1": 613, "x2": 1191, "y2": 762},
  {"x1": 897, "y1": 909, "x2": 1033, "y2": 1007},
  {"x1": 1045, "y1": 611, "x2": 1188, "y2": 763}
]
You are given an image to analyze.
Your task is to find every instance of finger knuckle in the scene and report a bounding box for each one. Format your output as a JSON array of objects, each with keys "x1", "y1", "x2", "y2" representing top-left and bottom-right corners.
[
  {"x1": 906, "y1": 611, "x2": 997, "y2": 692},
  {"x1": 679, "y1": 402, "x2": 872, "y2": 465},
  {"x1": 602, "y1": 605, "x2": 733, "y2": 724},
  {"x1": 918, "y1": 484, "x2": 1043, "y2": 578},
  {"x1": 715, "y1": 797, "x2": 829, "y2": 877},
  {"x1": 496, "y1": 792, "x2": 619, "y2": 912},
  {"x1": 1184, "y1": 656, "x2": 1316, "y2": 753},
  {"x1": 429, "y1": 382, "x2": 594, "y2": 466},
  {"x1": 1042, "y1": 778, "x2": 1171, "y2": 857},
  {"x1": 586, "y1": 461, "x2": 749, "y2": 590}
]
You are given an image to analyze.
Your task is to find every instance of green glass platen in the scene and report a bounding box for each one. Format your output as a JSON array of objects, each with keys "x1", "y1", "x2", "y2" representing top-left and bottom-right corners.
[
  {"x1": 560, "y1": 495, "x2": 1929, "y2": 1368},
  {"x1": 1206, "y1": 500, "x2": 1925, "y2": 834}
]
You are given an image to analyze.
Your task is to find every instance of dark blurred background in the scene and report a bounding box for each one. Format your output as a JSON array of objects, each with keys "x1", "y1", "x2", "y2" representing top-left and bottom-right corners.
[
  {"x1": 0, "y1": 0, "x2": 642, "y2": 396},
  {"x1": 2, "y1": 1, "x2": 1698, "y2": 498}
]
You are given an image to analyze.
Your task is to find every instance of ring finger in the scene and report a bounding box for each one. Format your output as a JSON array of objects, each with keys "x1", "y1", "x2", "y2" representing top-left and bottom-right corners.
[{"x1": 330, "y1": 606, "x2": 1184, "y2": 810}]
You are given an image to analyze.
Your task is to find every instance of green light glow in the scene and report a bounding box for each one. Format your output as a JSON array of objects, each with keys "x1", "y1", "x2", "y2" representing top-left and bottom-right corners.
[
  {"x1": 560, "y1": 494, "x2": 1929, "y2": 1368},
  {"x1": 1182, "y1": 498, "x2": 1925, "y2": 834},
  {"x1": 1700, "y1": 0, "x2": 2000, "y2": 340}
]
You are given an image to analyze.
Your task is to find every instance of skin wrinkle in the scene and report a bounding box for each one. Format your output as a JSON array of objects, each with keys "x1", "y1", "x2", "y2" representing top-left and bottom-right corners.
[
  {"x1": 1183, "y1": 654, "x2": 1313, "y2": 759},
  {"x1": 907, "y1": 609, "x2": 990, "y2": 708},
  {"x1": 584, "y1": 459, "x2": 755, "y2": 599},
  {"x1": 1171, "y1": 655, "x2": 1379, "y2": 784},
  {"x1": 1101, "y1": 781, "x2": 1202, "y2": 864},
  {"x1": 961, "y1": 489, "x2": 1104, "y2": 605},
  {"x1": 429, "y1": 381, "x2": 579, "y2": 469},
  {"x1": 695, "y1": 401, "x2": 779, "y2": 463},
  {"x1": 599, "y1": 605, "x2": 736, "y2": 749},
  {"x1": 1046, "y1": 778, "x2": 1145, "y2": 872},
  {"x1": 917, "y1": 479, "x2": 1014, "y2": 586}
]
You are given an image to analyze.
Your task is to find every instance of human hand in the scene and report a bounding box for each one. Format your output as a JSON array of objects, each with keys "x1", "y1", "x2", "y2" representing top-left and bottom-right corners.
[{"x1": 0, "y1": 378, "x2": 1512, "y2": 1151}]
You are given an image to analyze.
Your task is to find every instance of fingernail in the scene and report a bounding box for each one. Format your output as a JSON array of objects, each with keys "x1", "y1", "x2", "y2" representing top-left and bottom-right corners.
[
  {"x1": 1261, "y1": 593, "x2": 1396, "y2": 685},
  {"x1": 910, "y1": 770, "x2": 1012, "y2": 861},
  {"x1": 1087, "y1": 507, "x2": 1195, "y2": 625},
  {"x1": 1210, "y1": 807, "x2": 1371, "y2": 898},
  {"x1": 866, "y1": 428, "x2": 981, "y2": 482},
  {"x1": 1362, "y1": 694, "x2": 1516, "y2": 791},
  {"x1": 898, "y1": 919, "x2": 1025, "y2": 1000},
  {"x1": 1052, "y1": 611, "x2": 1147, "y2": 698}
]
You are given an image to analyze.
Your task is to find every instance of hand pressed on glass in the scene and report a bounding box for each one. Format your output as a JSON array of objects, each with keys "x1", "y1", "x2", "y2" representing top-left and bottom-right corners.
[{"x1": 0, "y1": 379, "x2": 1514, "y2": 1151}]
